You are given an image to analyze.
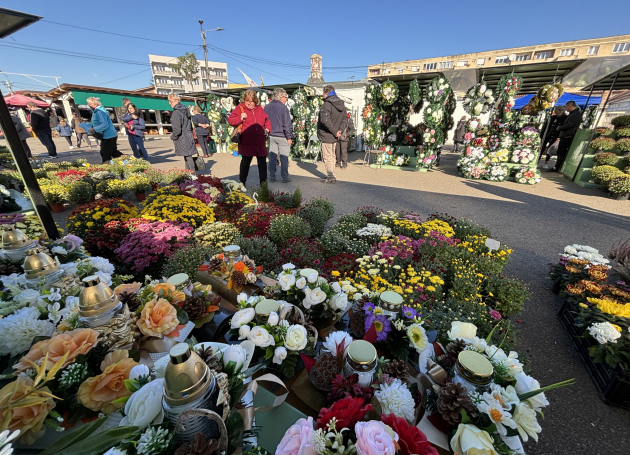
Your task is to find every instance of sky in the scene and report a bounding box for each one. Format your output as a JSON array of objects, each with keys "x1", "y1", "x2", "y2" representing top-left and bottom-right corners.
[{"x1": 1, "y1": 0, "x2": 630, "y2": 94}]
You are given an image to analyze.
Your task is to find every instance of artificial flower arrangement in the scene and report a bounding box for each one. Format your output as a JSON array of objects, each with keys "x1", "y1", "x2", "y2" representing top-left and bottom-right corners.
[
  {"x1": 205, "y1": 252, "x2": 261, "y2": 293},
  {"x1": 425, "y1": 76, "x2": 452, "y2": 104},
  {"x1": 516, "y1": 126, "x2": 540, "y2": 149},
  {"x1": 514, "y1": 167, "x2": 541, "y2": 185},
  {"x1": 377, "y1": 146, "x2": 394, "y2": 164},
  {"x1": 485, "y1": 164, "x2": 510, "y2": 182},
  {"x1": 380, "y1": 80, "x2": 399, "y2": 106},
  {"x1": 510, "y1": 148, "x2": 535, "y2": 165},
  {"x1": 415, "y1": 147, "x2": 438, "y2": 170},
  {"x1": 487, "y1": 148, "x2": 510, "y2": 163},
  {"x1": 463, "y1": 83, "x2": 495, "y2": 115},
  {"x1": 485, "y1": 134, "x2": 499, "y2": 151}
]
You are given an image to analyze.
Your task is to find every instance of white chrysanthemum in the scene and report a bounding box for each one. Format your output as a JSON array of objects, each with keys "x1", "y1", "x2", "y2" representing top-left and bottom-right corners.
[
  {"x1": 322, "y1": 331, "x2": 353, "y2": 354},
  {"x1": 375, "y1": 378, "x2": 415, "y2": 421},
  {"x1": 588, "y1": 322, "x2": 622, "y2": 344},
  {"x1": 89, "y1": 257, "x2": 115, "y2": 275},
  {"x1": 0, "y1": 307, "x2": 55, "y2": 356},
  {"x1": 477, "y1": 397, "x2": 517, "y2": 435}
]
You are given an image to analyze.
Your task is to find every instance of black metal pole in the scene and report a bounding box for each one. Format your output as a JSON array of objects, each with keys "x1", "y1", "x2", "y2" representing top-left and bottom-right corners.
[
  {"x1": 594, "y1": 72, "x2": 619, "y2": 129},
  {"x1": 0, "y1": 93, "x2": 59, "y2": 239},
  {"x1": 582, "y1": 84, "x2": 595, "y2": 116}
]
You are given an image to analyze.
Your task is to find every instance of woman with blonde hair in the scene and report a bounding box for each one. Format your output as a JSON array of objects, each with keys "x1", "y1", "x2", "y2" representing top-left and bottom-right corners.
[{"x1": 228, "y1": 90, "x2": 271, "y2": 186}]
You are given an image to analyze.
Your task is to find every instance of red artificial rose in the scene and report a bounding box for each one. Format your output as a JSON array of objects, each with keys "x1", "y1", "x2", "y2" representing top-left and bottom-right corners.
[
  {"x1": 381, "y1": 413, "x2": 438, "y2": 455},
  {"x1": 316, "y1": 396, "x2": 372, "y2": 430}
]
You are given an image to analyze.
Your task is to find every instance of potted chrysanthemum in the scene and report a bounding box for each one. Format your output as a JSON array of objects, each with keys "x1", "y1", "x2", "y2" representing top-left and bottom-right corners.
[{"x1": 608, "y1": 174, "x2": 630, "y2": 201}]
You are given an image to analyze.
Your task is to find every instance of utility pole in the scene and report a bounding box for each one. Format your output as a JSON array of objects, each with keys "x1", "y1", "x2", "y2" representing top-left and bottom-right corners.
[{"x1": 199, "y1": 20, "x2": 224, "y2": 92}]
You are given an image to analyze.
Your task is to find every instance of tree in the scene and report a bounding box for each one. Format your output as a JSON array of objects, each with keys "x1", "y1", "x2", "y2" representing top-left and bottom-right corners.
[{"x1": 171, "y1": 52, "x2": 199, "y2": 92}]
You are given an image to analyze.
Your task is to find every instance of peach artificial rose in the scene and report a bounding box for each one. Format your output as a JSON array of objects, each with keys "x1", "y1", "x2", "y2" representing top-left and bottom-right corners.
[
  {"x1": 13, "y1": 328, "x2": 100, "y2": 373},
  {"x1": 153, "y1": 282, "x2": 185, "y2": 304},
  {"x1": 137, "y1": 298, "x2": 179, "y2": 336},
  {"x1": 77, "y1": 357, "x2": 138, "y2": 414},
  {"x1": 101, "y1": 349, "x2": 130, "y2": 371},
  {"x1": 114, "y1": 282, "x2": 142, "y2": 296},
  {"x1": 0, "y1": 377, "x2": 56, "y2": 445}
]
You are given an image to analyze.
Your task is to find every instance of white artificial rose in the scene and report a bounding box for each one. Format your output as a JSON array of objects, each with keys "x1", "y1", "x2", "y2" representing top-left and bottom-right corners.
[
  {"x1": 331, "y1": 282, "x2": 342, "y2": 294},
  {"x1": 273, "y1": 346, "x2": 288, "y2": 364},
  {"x1": 302, "y1": 287, "x2": 327, "y2": 309},
  {"x1": 282, "y1": 263, "x2": 296, "y2": 271},
  {"x1": 514, "y1": 373, "x2": 549, "y2": 411},
  {"x1": 485, "y1": 345, "x2": 507, "y2": 360},
  {"x1": 284, "y1": 325, "x2": 308, "y2": 351},
  {"x1": 13, "y1": 289, "x2": 41, "y2": 307},
  {"x1": 450, "y1": 423, "x2": 498, "y2": 455},
  {"x1": 248, "y1": 327, "x2": 275, "y2": 347},
  {"x1": 278, "y1": 273, "x2": 296, "y2": 291},
  {"x1": 51, "y1": 246, "x2": 67, "y2": 255},
  {"x1": 129, "y1": 364, "x2": 150, "y2": 381},
  {"x1": 307, "y1": 272, "x2": 318, "y2": 284},
  {"x1": 268, "y1": 311, "x2": 279, "y2": 327},
  {"x1": 104, "y1": 449, "x2": 127, "y2": 455},
  {"x1": 238, "y1": 325, "x2": 251, "y2": 340},
  {"x1": 329, "y1": 293, "x2": 348, "y2": 312},
  {"x1": 295, "y1": 277, "x2": 307, "y2": 290},
  {"x1": 231, "y1": 308, "x2": 256, "y2": 328},
  {"x1": 469, "y1": 336, "x2": 487, "y2": 352},
  {"x1": 236, "y1": 293, "x2": 248, "y2": 305},
  {"x1": 447, "y1": 321, "x2": 477, "y2": 342},
  {"x1": 223, "y1": 344, "x2": 247, "y2": 369},
  {"x1": 152, "y1": 355, "x2": 169, "y2": 378},
  {"x1": 120, "y1": 379, "x2": 165, "y2": 429}
]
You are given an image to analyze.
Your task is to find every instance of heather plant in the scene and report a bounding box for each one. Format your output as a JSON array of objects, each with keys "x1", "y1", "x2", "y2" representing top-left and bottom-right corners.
[
  {"x1": 274, "y1": 194, "x2": 296, "y2": 209},
  {"x1": 235, "y1": 236, "x2": 280, "y2": 272},
  {"x1": 297, "y1": 205, "x2": 328, "y2": 237},
  {"x1": 279, "y1": 238, "x2": 325, "y2": 270},
  {"x1": 268, "y1": 215, "x2": 311, "y2": 245}
]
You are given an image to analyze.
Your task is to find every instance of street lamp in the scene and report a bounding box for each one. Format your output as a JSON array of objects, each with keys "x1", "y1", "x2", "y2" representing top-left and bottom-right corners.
[{"x1": 199, "y1": 20, "x2": 224, "y2": 92}]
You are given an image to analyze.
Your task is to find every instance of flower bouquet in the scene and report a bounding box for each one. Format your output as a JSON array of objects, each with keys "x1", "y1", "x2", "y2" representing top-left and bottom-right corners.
[
  {"x1": 380, "y1": 80, "x2": 399, "y2": 106},
  {"x1": 463, "y1": 83, "x2": 494, "y2": 115},
  {"x1": 516, "y1": 127, "x2": 540, "y2": 148},
  {"x1": 415, "y1": 148, "x2": 438, "y2": 169},
  {"x1": 421, "y1": 127, "x2": 444, "y2": 151},
  {"x1": 426, "y1": 76, "x2": 452, "y2": 104},
  {"x1": 510, "y1": 148, "x2": 535, "y2": 165},
  {"x1": 485, "y1": 164, "x2": 510, "y2": 182},
  {"x1": 487, "y1": 148, "x2": 510, "y2": 163},
  {"x1": 205, "y1": 252, "x2": 260, "y2": 293},
  {"x1": 486, "y1": 135, "x2": 499, "y2": 151},
  {"x1": 514, "y1": 167, "x2": 541, "y2": 185}
]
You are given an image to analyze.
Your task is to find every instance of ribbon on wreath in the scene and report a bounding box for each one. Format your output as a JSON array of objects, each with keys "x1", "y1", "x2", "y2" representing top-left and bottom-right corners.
[{"x1": 236, "y1": 373, "x2": 289, "y2": 432}]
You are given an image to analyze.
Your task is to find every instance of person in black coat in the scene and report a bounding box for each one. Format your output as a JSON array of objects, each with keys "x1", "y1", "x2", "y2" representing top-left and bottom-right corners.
[
  {"x1": 540, "y1": 106, "x2": 565, "y2": 169},
  {"x1": 10, "y1": 113, "x2": 32, "y2": 158},
  {"x1": 453, "y1": 116, "x2": 467, "y2": 153},
  {"x1": 192, "y1": 106, "x2": 214, "y2": 158},
  {"x1": 317, "y1": 85, "x2": 348, "y2": 183},
  {"x1": 168, "y1": 94, "x2": 198, "y2": 170},
  {"x1": 552, "y1": 101, "x2": 581, "y2": 172},
  {"x1": 26, "y1": 102, "x2": 57, "y2": 158}
]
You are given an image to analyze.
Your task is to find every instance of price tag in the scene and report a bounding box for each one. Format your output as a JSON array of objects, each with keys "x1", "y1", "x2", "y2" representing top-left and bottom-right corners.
[{"x1": 485, "y1": 238, "x2": 501, "y2": 252}]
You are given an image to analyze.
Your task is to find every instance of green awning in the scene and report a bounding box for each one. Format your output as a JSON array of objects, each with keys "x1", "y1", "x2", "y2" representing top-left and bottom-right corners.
[{"x1": 70, "y1": 89, "x2": 194, "y2": 111}]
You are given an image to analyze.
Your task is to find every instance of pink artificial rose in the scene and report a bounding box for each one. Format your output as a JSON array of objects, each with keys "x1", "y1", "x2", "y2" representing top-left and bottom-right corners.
[
  {"x1": 430, "y1": 129, "x2": 435, "y2": 134},
  {"x1": 355, "y1": 421, "x2": 397, "y2": 455},
  {"x1": 430, "y1": 139, "x2": 435, "y2": 143},
  {"x1": 276, "y1": 417, "x2": 317, "y2": 455}
]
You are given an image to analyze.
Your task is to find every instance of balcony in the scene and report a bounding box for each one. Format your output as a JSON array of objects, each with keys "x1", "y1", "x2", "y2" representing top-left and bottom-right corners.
[
  {"x1": 152, "y1": 69, "x2": 174, "y2": 76},
  {"x1": 155, "y1": 81, "x2": 173, "y2": 88}
]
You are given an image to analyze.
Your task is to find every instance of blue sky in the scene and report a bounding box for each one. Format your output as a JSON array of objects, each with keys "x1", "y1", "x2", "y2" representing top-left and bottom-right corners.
[{"x1": 1, "y1": 0, "x2": 629, "y2": 94}]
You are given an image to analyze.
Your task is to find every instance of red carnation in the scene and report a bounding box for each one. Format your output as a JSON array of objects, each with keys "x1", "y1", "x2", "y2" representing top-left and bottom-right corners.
[
  {"x1": 316, "y1": 396, "x2": 372, "y2": 430},
  {"x1": 381, "y1": 413, "x2": 438, "y2": 455}
]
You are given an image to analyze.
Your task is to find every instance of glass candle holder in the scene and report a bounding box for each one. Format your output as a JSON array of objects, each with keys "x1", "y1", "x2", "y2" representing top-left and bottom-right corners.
[
  {"x1": 379, "y1": 291, "x2": 403, "y2": 320},
  {"x1": 453, "y1": 350, "x2": 494, "y2": 393},
  {"x1": 255, "y1": 298, "x2": 279, "y2": 324},
  {"x1": 343, "y1": 340, "x2": 377, "y2": 387},
  {"x1": 223, "y1": 245, "x2": 241, "y2": 265}
]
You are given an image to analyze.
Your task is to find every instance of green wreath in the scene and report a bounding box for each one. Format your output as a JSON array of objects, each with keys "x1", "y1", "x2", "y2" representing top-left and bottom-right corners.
[
  {"x1": 364, "y1": 83, "x2": 380, "y2": 106},
  {"x1": 409, "y1": 79, "x2": 424, "y2": 112},
  {"x1": 539, "y1": 83, "x2": 564, "y2": 103},
  {"x1": 463, "y1": 83, "x2": 495, "y2": 115},
  {"x1": 425, "y1": 76, "x2": 452, "y2": 104},
  {"x1": 424, "y1": 102, "x2": 446, "y2": 128},
  {"x1": 494, "y1": 74, "x2": 523, "y2": 99},
  {"x1": 380, "y1": 80, "x2": 399, "y2": 106}
]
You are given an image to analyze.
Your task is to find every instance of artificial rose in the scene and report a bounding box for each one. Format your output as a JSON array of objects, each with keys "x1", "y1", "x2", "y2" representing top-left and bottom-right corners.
[
  {"x1": 275, "y1": 416, "x2": 317, "y2": 455},
  {"x1": 248, "y1": 327, "x2": 275, "y2": 347},
  {"x1": 447, "y1": 321, "x2": 477, "y2": 342},
  {"x1": 514, "y1": 373, "x2": 549, "y2": 411},
  {"x1": 295, "y1": 277, "x2": 307, "y2": 290},
  {"x1": 13, "y1": 327, "x2": 99, "y2": 373},
  {"x1": 153, "y1": 282, "x2": 185, "y2": 304},
  {"x1": 307, "y1": 272, "x2": 318, "y2": 284},
  {"x1": 302, "y1": 287, "x2": 327, "y2": 309},
  {"x1": 450, "y1": 423, "x2": 498, "y2": 455},
  {"x1": 239, "y1": 325, "x2": 251, "y2": 340},
  {"x1": 279, "y1": 273, "x2": 296, "y2": 291},
  {"x1": 231, "y1": 308, "x2": 256, "y2": 328},
  {"x1": 120, "y1": 378, "x2": 165, "y2": 429},
  {"x1": 273, "y1": 346, "x2": 288, "y2": 364},
  {"x1": 13, "y1": 289, "x2": 41, "y2": 306},
  {"x1": 101, "y1": 349, "x2": 129, "y2": 371},
  {"x1": 223, "y1": 345, "x2": 247, "y2": 370},
  {"x1": 113, "y1": 282, "x2": 142, "y2": 296},
  {"x1": 77, "y1": 357, "x2": 138, "y2": 414},
  {"x1": 355, "y1": 421, "x2": 397, "y2": 455},
  {"x1": 381, "y1": 414, "x2": 438, "y2": 455},
  {"x1": 0, "y1": 377, "x2": 55, "y2": 445},
  {"x1": 137, "y1": 298, "x2": 179, "y2": 336},
  {"x1": 329, "y1": 293, "x2": 348, "y2": 312},
  {"x1": 268, "y1": 311, "x2": 280, "y2": 327},
  {"x1": 285, "y1": 325, "x2": 308, "y2": 351},
  {"x1": 331, "y1": 282, "x2": 342, "y2": 294},
  {"x1": 316, "y1": 396, "x2": 372, "y2": 430},
  {"x1": 129, "y1": 364, "x2": 150, "y2": 381}
]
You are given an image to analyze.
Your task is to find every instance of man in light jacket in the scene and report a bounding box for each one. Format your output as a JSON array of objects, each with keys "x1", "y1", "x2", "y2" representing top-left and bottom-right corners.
[
  {"x1": 552, "y1": 101, "x2": 581, "y2": 173},
  {"x1": 264, "y1": 88, "x2": 294, "y2": 183},
  {"x1": 317, "y1": 85, "x2": 347, "y2": 183}
]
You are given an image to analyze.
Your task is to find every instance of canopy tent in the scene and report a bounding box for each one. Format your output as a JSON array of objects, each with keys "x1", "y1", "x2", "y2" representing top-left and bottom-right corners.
[
  {"x1": 4, "y1": 93, "x2": 48, "y2": 108},
  {"x1": 514, "y1": 92, "x2": 602, "y2": 110},
  {"x1": 70, "y1": 89, "x2": 194, "y2": 111}
]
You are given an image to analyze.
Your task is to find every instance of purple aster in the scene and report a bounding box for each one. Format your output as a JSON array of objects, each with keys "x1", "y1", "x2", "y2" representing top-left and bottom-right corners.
[
  {"x1": 363, "y1": 301, "x2": 376, "y2": 313},
  {"x1": 364, "y1": 312, "x2": 376, "y2": 333},
  {"x1": 402, "y1": 306, "x2": 417, "y2": 319},
  {"x1": 374, "y1": 315, "x2": 391, "y2": 342}
]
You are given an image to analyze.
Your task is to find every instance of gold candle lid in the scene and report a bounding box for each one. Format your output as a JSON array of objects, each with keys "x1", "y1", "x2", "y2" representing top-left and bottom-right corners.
[
  {"x1": 379, "y1": 291, "x2": 403, "y2": 311},
  {"x1": 79, "y1": 275, "x2": 120, "y2": 317},
  {"x1": 167, "y1": 273, "x2": 190, "y2": 287},
  {"x1": 2, "y1": 226, "x2": 32, "y2": 250},
  {"x1": 255, "y1": 298, "x2": 279, "y2": 316},
  {"x1": 22, "y1": 247, "x2": 61, "y2": 279},
  {"x1": 163, "y1": 343, "x2": 213, "y2": 405},
  {"x1": 223, "y1": 245, "x2": 241, "y2": 258},
  {"x1": 346, "y1": 340, "x2": 377, "y2": 371},
  {"x1": 456, "y1": 351, "x2": 494, "y2": 385}
]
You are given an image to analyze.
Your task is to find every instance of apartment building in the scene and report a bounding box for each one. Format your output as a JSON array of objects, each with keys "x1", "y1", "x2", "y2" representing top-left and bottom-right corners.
[
  {"x1": 149, "y1": 54, "x2": 228, "y2": 95},
  {"x1": 367, "y1": 34, "x2": 630, "y2": 87}
]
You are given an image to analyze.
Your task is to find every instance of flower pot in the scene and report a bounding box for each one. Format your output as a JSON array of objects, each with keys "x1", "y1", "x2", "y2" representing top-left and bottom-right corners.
[
  {"x1": 610, "y1": 192, "x2": 630, "y2": 201},
  {"x1": 551, "y1": 281, "x2": 561, "y2": 295},
  {"x1": 135, "y1": 192, "x2": 146, "y2": 202},
  {"x1": 49, "y1": 203, "x2": 65, "y2": 213}
]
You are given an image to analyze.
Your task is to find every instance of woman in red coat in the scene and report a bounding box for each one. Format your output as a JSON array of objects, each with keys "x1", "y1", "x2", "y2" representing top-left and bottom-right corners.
[{"x1": 228, "y1": 90, "x2": 272, "y2": 186}]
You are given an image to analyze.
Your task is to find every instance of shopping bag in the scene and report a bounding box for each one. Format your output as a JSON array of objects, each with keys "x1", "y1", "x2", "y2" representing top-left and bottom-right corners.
[{"x1": 547, "y1": 142, "x2": 559, "y2": 157}]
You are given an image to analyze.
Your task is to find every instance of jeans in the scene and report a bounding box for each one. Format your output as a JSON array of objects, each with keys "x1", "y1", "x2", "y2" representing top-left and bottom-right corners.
[
  {"x1": 268, "y1": 136, "x2": 290, "y2": 181},
  {"x1": 36, "y1": 130, "x2": 57, "y2": 157},
  {"x1": 555, "y1": 136, "x2": 573, "y2": 172},
  {"x1": 335, "y1": 141, "x2": 348, "y2": 166},
  {"x1": 321, "y1": 143, "x2": 336, "y2": 179},
  {"x1": 240, "y1": 155, "x2": 267, "y2": 186},
  {"x1": 128, "y1": 134, "x2": 149, "y2": 160},
  {"x1": 76, "y1": 133, "x2": 91, "y2": 147}
]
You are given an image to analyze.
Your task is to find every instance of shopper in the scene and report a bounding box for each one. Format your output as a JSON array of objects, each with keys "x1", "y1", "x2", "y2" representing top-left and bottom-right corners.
[
  {"x1": 192, "y1": 106, "x2": 213, "y2": 158},
  {"x1": 72, "y1": 113, "x2": 92, "y2": 148},
  {"x1": 317, "y1": 85, "x2": 347, "y2": 183},
  {"x1": 26, "y1": 101, "x2": 57, "y2": 158},
  {"x1": 453, "y1": 116, "x2": 466, "y2": 153},
  {"x1": 228, "y1": 89, "x2": 271, "y2": 187},
  {"x1": 336, "y1": 110, "x2": 355, "y2": 169},
  {"x1": 82, "y1": 97, "x2": 122, "y2": 164},
  {"x1": 56, "y1": 119, "x2": 75, "y2": 149},
  {"x1": 264, "y1": 88, "x2": 293, "y2": 183},
  {"x1": 551, "y1": 101, "x2": 581, "y2": 173},
  {"x1": 121, "y1": 97, "x2": 131, "y2": 116},
  {"x1": 540, "y1": 106, "x2": 565, "y2": 169},
  {"x1": 168, "y1": 94, "x2": 198, "y2": 171},
  {"x1": 122, "y1": 103, "x2": 150, "y2": 161},
  {"x1": 49, "y1": 110, "x2": 60, "y2": 129},
  {"x1": 10, "y1": 113, "x2": 32, "y2": 158}
]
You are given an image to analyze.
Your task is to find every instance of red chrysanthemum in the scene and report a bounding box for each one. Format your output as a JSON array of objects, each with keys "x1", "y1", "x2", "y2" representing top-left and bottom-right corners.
[
  {"x1": 316, "y1": 396, "x2": 372, "y2": 430},
  {"x1": 381, "y1": 413, "x2": 438, "y2": 455}
]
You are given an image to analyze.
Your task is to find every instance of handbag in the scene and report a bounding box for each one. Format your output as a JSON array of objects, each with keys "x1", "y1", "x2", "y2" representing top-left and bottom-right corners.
[
  {"x1": 193, "y1": 155, "x2": 206, "y2": 171},
  {"x1": 231, "y1": 105, "x2": 245, "y2": 144}
]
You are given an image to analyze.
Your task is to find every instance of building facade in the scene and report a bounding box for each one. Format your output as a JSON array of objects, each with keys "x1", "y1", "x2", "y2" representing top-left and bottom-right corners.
[
  {"x1": 368, "y1": 34, "x2": 630, "y2": 86},
  {"x1": 149, "y1": 54, "x2": 228, "y2": 95}
]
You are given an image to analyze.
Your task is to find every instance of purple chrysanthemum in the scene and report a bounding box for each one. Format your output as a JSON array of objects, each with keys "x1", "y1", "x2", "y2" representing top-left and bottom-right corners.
[{"x1": 374, "y1": 315, "x2": 391, "y2": 342}]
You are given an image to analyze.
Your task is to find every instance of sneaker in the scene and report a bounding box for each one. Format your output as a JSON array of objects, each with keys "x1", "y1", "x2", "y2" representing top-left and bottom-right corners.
[
  {"x1": 543, "y1": 164, "x2": 548, "y2": 169},
  {"x1": 335, "y1": 163, "x2": 341, "y2": 167},
  {"x1": 69, "y1": 146, "x2": 75, "y2": 150},
  {"x1": 49, "y1": 156, "x2": 58, "y2": 159},
  {"x1": 283, "y1": 178, "x2": 292, "y2": 183}
]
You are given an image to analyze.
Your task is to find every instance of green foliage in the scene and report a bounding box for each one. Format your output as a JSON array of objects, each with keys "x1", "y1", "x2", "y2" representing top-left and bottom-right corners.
[
  {"x1": 589, "y1": 136, "x2": 616, "y2": 151},
  {"x1": 614, "y1": 127, "x2": 630, "y2": 138},
  {"x1": 163, "y1": 244, "x2": 213, "y2": 279},
  {"x1": 274, "y1": 194, "x2": 295, "y2": 209},
  {"x1": 611, "y1": 114, "x2": 630, "y2": 128},
  {"x1": 617, "y1": 138, "x2": 630, "y2": 152},
  {"x1": 236, "y1": 236, "x2": 280, "y2": 272},
  {"x1": 485, "y1": 274, "x2": 530, "y2": 318},
  {"x1": 292, "y1": 185, "x2": 302, "y2": 208},
  {"x1": 297, "y1": 205, "x2": 328, "y2": 237},
  {"x1": 591, "y1": 165, "x2": 623, "y2": 185},
  {"x1": 67, "y1": 181, "x2": 94, "y2": 204},
  {"x1": 306, "y1": 197, "x2": 335, "y2": 220},
  {"x1": 320, "y1": 230, "x2": 350, "y2": 258},
  {"x1": 608, "y1": 174, "x2": 630, "y2": 193},
  {"x1": 453, "y1": 218, "x2": 492, "y2": 241},
  {"x1": 593, "y1": 152, "x2": 619, "y2": 166},
  {"x1": 258, "y1": 180, "x2": 270, "y2": 203},
  {"x1": 268, "y1": 215, "x2": 311, "y2": 245},
  {"x1": 172, "y1": 51, "x2": 200, "y2": 88}
]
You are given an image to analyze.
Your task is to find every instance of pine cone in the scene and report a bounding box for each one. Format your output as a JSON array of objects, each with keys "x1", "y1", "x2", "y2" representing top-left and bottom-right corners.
[
  {"x1": 231, "y1": 270, "x2": 246, "y2": 290},
  {"x1": 436, "y1": 382, "x2": 474, "y2": 426},
  {"x1": 207, "y1": 256, "x2": 223, "y2": 272},
  {"x1": 175, "y1": 433, "x2": 219, "y2": 455},
  {"x1": 118, "y1": 291, "x2": 141, "y2": 311},
  {"x1": 0, "y1": 263, "x2": 20, "y2": 275},
  {"x1": 349, "y1": 310, "x2": 366, "y2": 338},
  {"x1": 309, "y1": 352, "x2": 340, "y2": 391},
  {"x1": 183, "y1": 295, "x2": 207, "y2": 320},
  {"x1": 446, "y1": 339, "x2": 467, "y2": 357},
  {"x1": 382, "y1": 359, "x2": 410, "y2": 381}
]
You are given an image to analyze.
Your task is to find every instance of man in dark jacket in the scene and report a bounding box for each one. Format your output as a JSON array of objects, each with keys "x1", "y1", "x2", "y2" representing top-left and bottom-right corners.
[
  {"x1": 552, "y1": 101, "x2": 581, "y2": 172},
  {"x1": 336, "y1": 111, "x2": 355, "y2": 168},
  {"x1": 26, "y1": 102, "x2": 57, "y2": 158},
  {"x1": 540, "y1": 105, "x2": 565, "y2": 169},
  {"x1": 317, "y1": 85, "x2": 347, "y2": 183},
  {"x1": 168, "y1": 94, "x2": 198, "y2": 170},
  {"x1": 10, "y1": 112, "x2": 32, "y2": 158},
  {"x1": 265, "y1": 88, "x2": 294, "y2": 183},
  {"x1": 49, "y1": 110, "x2": 60, "y2": 128},
  {"x1": 453, "y1": 116, "x2": 466, "y2": 153}
]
